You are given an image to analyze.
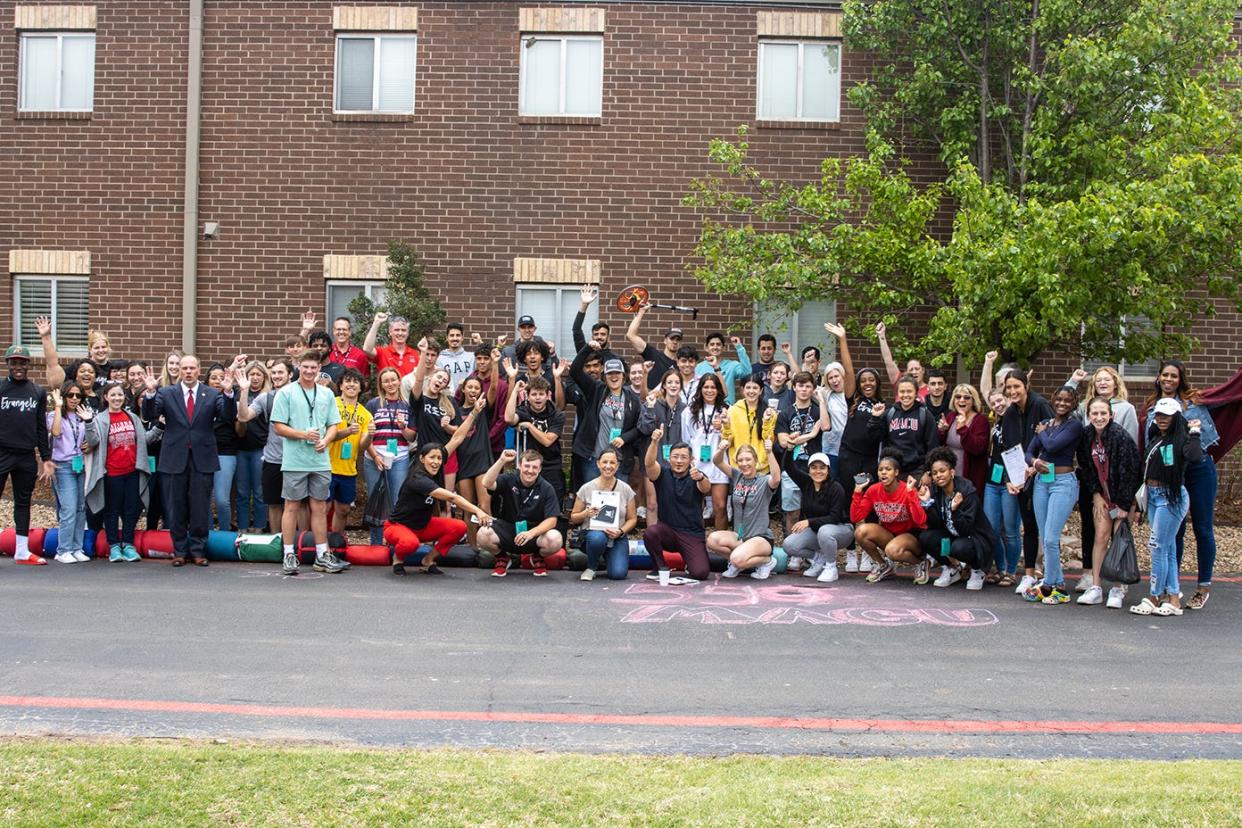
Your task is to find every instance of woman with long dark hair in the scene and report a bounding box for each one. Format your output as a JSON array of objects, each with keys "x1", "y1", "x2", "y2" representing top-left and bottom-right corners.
[
  {"x1": 837, "y1": 367, "x2": 885, "y2": 573},
  {"x1": 47, "y1": 381, "x2": 91, "y2": 561},
  {"x1": 1000, "y1": 369, "x2": 1055, "y2": 595},
  {"x1": 1144, "y1": 360, "x2": 1219, "y2": 611},
  {"x1": 83, "y1": 383, "x2": 152, "y2": 562},
  {"x1": 681, "y1": 372, "x2": 729, "y2": 530}
]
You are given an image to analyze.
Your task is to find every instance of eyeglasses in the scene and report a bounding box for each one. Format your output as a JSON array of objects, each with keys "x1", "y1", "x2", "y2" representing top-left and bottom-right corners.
[
  {"x1": 953, "y1": 394, "x2": 972, "y2": 400},
  {"x1": 65, "y1": 392, "x2": 83, "y2": 399}
]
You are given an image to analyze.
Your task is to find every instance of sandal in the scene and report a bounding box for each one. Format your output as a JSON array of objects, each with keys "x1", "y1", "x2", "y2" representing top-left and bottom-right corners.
[
  {"x1": 1186, "y1": 591, "x2": 1210, "y2": 611},
  {"x1": 996, "y1": 574, "x2": 1016, "y2": 589},
  {"x1": 1129, "y1": 597, "x2": 1159, "y2": 616},
  {"x1": 171, "y1": 557, "x2": 186, "y2": 567},
  {"x1": 984, "y1": 570, "x2": 1001, "y2": 585}
]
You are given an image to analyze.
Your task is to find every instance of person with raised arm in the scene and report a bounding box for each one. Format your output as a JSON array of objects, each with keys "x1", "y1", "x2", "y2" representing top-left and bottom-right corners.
[
  {"x1": 695, "y1": 332, "x2": 751, "y2": 405},
  {"x1": 817, "y1": 321, "x2": 855, "y2": 480},
  {"x1": 141, "y1": 353, "x2": 242, "y2": 567},
  {"x1": 363, "y1": 311, "x2": 419, "y2": 378},
  {"x1": 642, "y1": 425, "x2": 712, "y2": 582},
  {"x1": 709, "y1": 434, "x2": 782, "y2": 579},
  {"x1": 624, "y1": 298, "x2": 682, "y2": 389},
  {"x1": 572, "y1": 284, "x2": 617, "y2": 363},
  {"x1": 875, "y1": 321, "x2": 928, "y2": 398},
  {"x1": 478, "y1": 449, "x2": 564, "y2": 578},
  {"x1": 637, "y1": 369, "x2": 685, "y2": 526}
]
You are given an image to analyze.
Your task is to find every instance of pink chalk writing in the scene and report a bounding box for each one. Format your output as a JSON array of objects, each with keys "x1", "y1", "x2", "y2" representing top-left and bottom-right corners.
[{"x1": 612, "y1": 583, "x2": 999, "y2": 627}]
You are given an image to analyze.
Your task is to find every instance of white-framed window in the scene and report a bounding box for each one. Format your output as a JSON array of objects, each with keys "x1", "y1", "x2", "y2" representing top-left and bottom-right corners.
[
  {"x1": 13, "y1": 276, "x2": 90, "y2": 354},
  {"x1": 1083, "y1": 315, "x2": 1160, "y2": 381},
  {"x1": 19, "y1": 32, "x2": 95, "y2": 112},
  {"x1": 326, "y1": 280, "x2": 387, "y2": 323},
  {"x1": 519, "y1": 35, "x2": 603, "y2": 117},
  {"x1": 334, "y1": 34, "x2": 417, "y2": 113},
  {"x1": 756, "y1": 39, "x2": 840, "y2": 122},
  {"x1": 515, "y1": 284, "x2": 598, "y2": 356},
  {"x1": 754, "y1": 298, "x2": 837, "y2": 362}
]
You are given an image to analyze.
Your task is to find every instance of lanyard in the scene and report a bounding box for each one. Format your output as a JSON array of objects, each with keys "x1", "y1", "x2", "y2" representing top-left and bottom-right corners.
[
  {"x1": 300, "y1": 384, "x2": 318, "y2": 427},
  {"x1": 66, "y1": 413, "x2": 82, "y2": 452},
  {"x1": 343, "y1": 400, "x2": 359, "y2": 425},
  {"x1": 745, "y1": 404, "x2": 758, "y2": 439}
]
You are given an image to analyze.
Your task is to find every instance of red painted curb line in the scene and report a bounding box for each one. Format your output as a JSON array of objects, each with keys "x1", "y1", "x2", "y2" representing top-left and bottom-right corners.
[{"x1": 2, "y1": 695, "x2": 1241, "y2": 735}]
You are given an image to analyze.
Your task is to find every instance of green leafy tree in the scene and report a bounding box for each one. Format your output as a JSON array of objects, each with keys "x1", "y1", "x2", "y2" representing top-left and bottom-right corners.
[
  {"x1": 684, "y1": 0, "x2": 1242, "y2": 368},
  {"x1": 347, "y1": 241, "x2": 446, "y2": 346}
]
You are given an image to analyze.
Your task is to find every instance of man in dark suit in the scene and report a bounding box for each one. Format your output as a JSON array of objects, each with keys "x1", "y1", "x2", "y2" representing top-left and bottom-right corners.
[{"x1": 142, "y1": 354, "x2": 242, "y2": 566}]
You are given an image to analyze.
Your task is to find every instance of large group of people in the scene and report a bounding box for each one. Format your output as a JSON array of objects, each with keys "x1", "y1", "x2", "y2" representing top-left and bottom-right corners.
[{"x1": 0, "y1": 284, "x2": 1227, "y2": 619}]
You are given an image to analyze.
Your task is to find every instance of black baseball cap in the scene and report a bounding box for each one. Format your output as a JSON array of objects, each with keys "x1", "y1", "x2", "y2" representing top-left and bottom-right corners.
[
  {"x1": 665, "y1": 327, "x2": 683, "y2": 339},
  {"x1": 517, "y1": 315, "x2": 536, "y2": 327}
]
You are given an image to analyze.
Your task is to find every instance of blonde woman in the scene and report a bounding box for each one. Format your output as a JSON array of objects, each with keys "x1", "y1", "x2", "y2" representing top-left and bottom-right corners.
[
  {"x1": 937, "y1": 383, "x2": 989, "y2": 493},
  {"x1": 36, "y1": 319, "x2": 112, "y2": 392},
  {"x1": 159, "y1": 349, "x2": 185, "y2": 388},
  {"x1": 1065, "y1": 364, "x2": 1139, "y2": 594}
]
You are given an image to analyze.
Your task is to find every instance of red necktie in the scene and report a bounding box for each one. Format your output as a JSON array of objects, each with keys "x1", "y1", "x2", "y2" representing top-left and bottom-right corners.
[{"x1": 185, "y1": 388, "x2": 195, "y2": 421}]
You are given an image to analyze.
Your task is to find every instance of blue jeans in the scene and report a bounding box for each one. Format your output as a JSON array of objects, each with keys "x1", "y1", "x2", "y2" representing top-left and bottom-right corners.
[
  {"x1": 1175, "y1": 456, "x2": 1217, "y2": 586},
  {"x1": 234, "y1": 449, "x2": 265, "y2": 530},
  {"x1": 362, "y1": 453, "x2": 411, "y2": 545},
  {"x1": 52, "y1": 460, "x2": 87, "y2": 554},
  {"x1": 574, "y1": 454, "x2": 601, "y2": 487},
  {"x1": 1149, "y1": 485, "x2": 1189, "y2": 598},
  {"x1": 983, "y1": 482, "x2": 1022, "y2": 575},
  {"x1": 1032, "y1": 471, "x2": 1078, "y2": 588},
  {"x1": 582, "y1": 530, "x2": 630, "y2": 580},
  {"x1": 212, "y1": 455, "x2": 237, "y2": 530}
]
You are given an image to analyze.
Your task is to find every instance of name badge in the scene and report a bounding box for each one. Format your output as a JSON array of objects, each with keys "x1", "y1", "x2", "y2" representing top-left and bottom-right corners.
[
  {"x1": 793, "y1": 445, "x2": 805, "y2": 460},
  {"x1": 940, "y1": 537, "x2": 950, "y2": 557},
  {"x1": 662, "y1": 444, "x2": 671, "y2": 461},
  {"x1": 387, "y1": 438, "x2": 398, "y2": 455},
  {"x1": 148, "y1": 457, "x2": 156, "y2": 473},
  {"x1": 1039, "y1": 469, "x2": 1055, "y2": 483},
  {"x1": 990, "y1": 463, "x2": 1004, "y2": 484},
  {"x1": 699, "y1": 444, "x2": 711, "y2": 462},
  {"x1": 71, "y1": 455, "x2": 84, "y2": 474},
  {"x1": 1160, "y1": 444, "x2": 1174, "y2": 466},
  {"x1": 341, "y1": 441, "x2": 352, "y2": 460},
  {"x1": 609, "y1": 427, "x2": 622, "y2": 442},
  {"x1": 515, "y1": 520, "x2": 528, "y2": 534}
]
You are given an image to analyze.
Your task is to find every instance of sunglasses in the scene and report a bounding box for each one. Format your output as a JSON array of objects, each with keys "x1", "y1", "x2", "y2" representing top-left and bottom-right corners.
[{"x1": 65, "y1": 392, "x2": 83, "y2": 398}]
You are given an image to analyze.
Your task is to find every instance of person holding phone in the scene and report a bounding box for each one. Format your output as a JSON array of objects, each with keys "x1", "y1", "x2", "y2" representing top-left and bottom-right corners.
[{"x1": 851, "y1": 450, "x2": 929, "y2": 584}]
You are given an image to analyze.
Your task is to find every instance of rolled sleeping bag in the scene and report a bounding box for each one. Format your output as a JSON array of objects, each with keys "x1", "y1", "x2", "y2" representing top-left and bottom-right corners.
[
  {"x1": 0, "y1": 526, "x2": 14, "y2": 555},
  {"x1": 565, "y1": 548, "x2": 587, "y2": 571},
  {"x1": 206, "y1": 530, "x2": 241, "y2": 561},
  {"x1": 517, "y1": 548, "x2": 567, "y2": 570},
  {"x1": 771, "y1": 545, "x2": 788, "y2": 574},
  {"x1": 437, "y1": 544, "x2": 478, "y2": 568},
  {"x1": 82, "y1": 529, "x2": 98, "y2": 558},
  {"x1": 295, "y1": 530, "x2": 347, "y2": 563},
  {"x1": 343, "y1": 544, "x2": 390, "y2": 566},
  {"x1": 41, "y1": 527, "x2": 58, "y2": 555},
  {"x1": 236, "y1": 533, "x2": 283, "y2": 563}
]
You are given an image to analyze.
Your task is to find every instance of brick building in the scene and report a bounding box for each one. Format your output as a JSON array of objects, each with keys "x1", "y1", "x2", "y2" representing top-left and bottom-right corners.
[{"x1": 2, "y1": 0, "x2": 1239, "y2": 409}]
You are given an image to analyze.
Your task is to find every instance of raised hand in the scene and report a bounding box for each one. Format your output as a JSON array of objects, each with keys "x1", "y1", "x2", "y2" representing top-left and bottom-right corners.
[
  {"x1": 823, "y1": 321, "x2": 845, "y2": 339},
  {"x1": 496, "y1": 333, "x2": 509, "y2": 347},
  {"x1": 779, "y1": 342, "x2": 792, "y2": 355},
  {"x1": 874, "y1": 321, "x2": 887, "y2": 339},
  {"x1": 373, "y1": 311, "x2": 389, "y2": 326},
  {"x1": 301, "y1": 310, "x2": 317, "y2": 329},
  {"x1": 984, "y1": 350, "x2": 999, "y2": 363},
  {"x1": 503, "y1": 358, "x2": 519, "y2": 380},
  {"x1": 473, "y1": 396, "x2": 487, "y2": 413},
  {"x1": 1071, "y1": 368, "x2": 1089, "y2": 383},
  {"x1": 871, "y1": 401, "x2": 886, "y2": 418},
  {"x1": 34, "y1": 315, "x2": 52, "y2": 338},
  {"x1": 470, "y1": 332, "x2": 483, "y2": 346},
  {"x1": 580, "y1": 284, "x2": 599, "y2": 304},
  {"x1": 650, "y1": 426, "x2": 664, "y2": 442},
  {"x1": 440, "y1": 415, "x2": 452, "y2": 430},
  {"x1": 143, "y1": 369, "x2": 159, "y2": 394},
  {"x1": 552, "y1": 361, "x2": 566, "y2": 378},
  {"x1": 950, "y1": 492, "x2": 964, "y2": 511},
  {"x1": 729, "y1": 335, "x2": 742, "y2": 347},
  {"x1": 500, "y1": 449, "x2": 517, "y2": 464}
]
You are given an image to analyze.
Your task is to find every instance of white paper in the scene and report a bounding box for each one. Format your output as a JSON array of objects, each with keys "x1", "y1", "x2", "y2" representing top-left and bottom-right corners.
[
  {"x1": 1001, "y1": 445, "x2": 1028, "y2": 487},
  {"x1": 588, "y1": 489, "x2": 621, "y2": 531}
]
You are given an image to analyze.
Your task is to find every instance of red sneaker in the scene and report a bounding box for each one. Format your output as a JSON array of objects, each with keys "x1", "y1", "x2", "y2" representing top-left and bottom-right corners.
[
  {"x1": 15, "y1": 554, "x2": 48, "y2": 566},
  {"x1": 532, "y1": 555, "x2": 548, "y2": 577},
  {"x1": 491, "y1": 556, "x2": 511, "y2": 578}
]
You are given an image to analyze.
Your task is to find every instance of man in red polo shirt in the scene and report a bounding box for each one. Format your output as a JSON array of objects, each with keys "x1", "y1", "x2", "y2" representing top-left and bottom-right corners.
[
  {"x1": 363, "y1": 312, "x2": 419, "y2": 377},
  {"x1": 327, "y1": 316, "x2": 370, "y2": 378}
]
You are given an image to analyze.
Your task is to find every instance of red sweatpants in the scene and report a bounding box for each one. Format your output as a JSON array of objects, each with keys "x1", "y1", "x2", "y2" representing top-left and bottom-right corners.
[{"x1": 383, "y1": 517, "x2": 467, "y2": 558}]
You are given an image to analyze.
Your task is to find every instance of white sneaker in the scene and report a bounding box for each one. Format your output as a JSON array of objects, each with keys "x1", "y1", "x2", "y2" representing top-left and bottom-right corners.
[
  {"x1": 721, "y1": 563, "x2": 740, "y2": 579},
  {"x1": 966, "y1": 569, "x2": 985, "y2": 591},
  {"x1": 1077, "y1": 585, "x2": 1103, "y2": 605},
  {"x1": 54, "y1": 551, "x2": 79, "y2": 564},
  {"x1": 802, "y1": 553, "x2": 826, "y2": 578},
  {"x1": 859, "y1": 555, "x2": 873, "y2": 573},
  {"x1": 845, "y1": 550, "x2": 859, "y2": 572},
  {"x1": 1075, "y1": 573, "x2": 1094, "y2": 593},
  {"x1": 1015, "y1": 574, "x2": 1037, "y2": 595},
  {"x1": 579, "y1": 568, "x2": 596, "y2": 581},
  {"x1": 816, "y1": 562, "x2": 839, "y2": 583},
  {"x1": 72, "y1": 551, "x2": 90, "y2": 562},
  {"x1": 750, "y1": 558, "x2": 778, "y2": 580},
  {"x1": 786, "y1": 556, "x2": 805, "y2": 572},
  {"x1": 933, "y1": 566, "x2": 961, "y2": 588},
  {"x1": 912, "y1": 559, "x2": 931, "y2": 585},
  {"x1": 636, "y1": 506, "x2": 647, "y2": 521},
  {"x1": 1106, "y1": 586, "x2": 1126, "y2": 609}
]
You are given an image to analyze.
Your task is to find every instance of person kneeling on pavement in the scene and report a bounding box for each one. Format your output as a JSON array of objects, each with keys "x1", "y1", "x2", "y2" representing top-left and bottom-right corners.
[
  {"x1": 478, "y1": 449, "x2": 563, "y2": 577},
  {"x1": 917, "y1": 447, "x2": 998, "y2": 591},
  {"x1": 781, "y1": 451, "x2": 853, "y2": 583},
  {"x1": 641, "y1": 427, "x2": 712, "y2": 584}
]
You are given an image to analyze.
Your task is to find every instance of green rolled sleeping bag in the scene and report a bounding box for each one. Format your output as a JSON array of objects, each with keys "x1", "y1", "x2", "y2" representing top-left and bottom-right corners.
[{"x1": 236, "y1": 533, "x2": 283, "y2": 563}]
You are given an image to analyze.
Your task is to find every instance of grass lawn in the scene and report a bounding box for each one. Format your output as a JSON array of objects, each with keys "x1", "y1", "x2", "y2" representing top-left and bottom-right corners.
[{"x1": 1, "y1": 738, "x2": 1239, "y2": 826}]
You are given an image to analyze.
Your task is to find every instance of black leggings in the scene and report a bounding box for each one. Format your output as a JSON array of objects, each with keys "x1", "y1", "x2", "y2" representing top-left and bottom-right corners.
[
  {"x1": 103, "y1": 472, "x2": 141, "y2": 546},
  {"x1": 1020, "y1": 485, "x2": 1039, "y2": 570},
  {"x1": 919, "y1": 529, "x2": 983, "y2": 569},
  {"x1": 0, "y1": 450, "x2": 37, "y2": 534},
  {"x1": 1077, "y1": 479, "x2": 1095, "y2": 569}
]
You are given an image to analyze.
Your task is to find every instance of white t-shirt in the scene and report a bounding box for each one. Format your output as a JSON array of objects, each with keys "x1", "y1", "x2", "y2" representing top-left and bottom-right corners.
[{"x1": 576, "y1": 478, "x2": 636, "y2": 531}]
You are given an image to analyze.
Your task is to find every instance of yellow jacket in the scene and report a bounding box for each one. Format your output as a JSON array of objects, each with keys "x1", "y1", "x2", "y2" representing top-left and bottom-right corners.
[{"x1": 724, "y1": 400, "x2": 773, "y2": 473}]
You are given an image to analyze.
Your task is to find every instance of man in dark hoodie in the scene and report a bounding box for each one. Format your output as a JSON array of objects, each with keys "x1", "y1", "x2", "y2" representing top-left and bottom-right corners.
[
  {"x1": 0, "y1": 345, "x2": 54, "y2": 565},
  {"x1": 569, "y1": 344, "x2": 642, "y2": 486}
]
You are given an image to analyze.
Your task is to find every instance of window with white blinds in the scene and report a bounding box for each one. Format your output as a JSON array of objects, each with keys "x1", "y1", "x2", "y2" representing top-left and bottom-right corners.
[
  {"x1": 326, "y1": 281, "x2": 387, "y2": 324},
  {"x1": 754, "y1": 299, "x2": 838, "y2": 362},
  {"x1": 515, "y1": 285, "x2": 598, "y2": 358},
  {"x1": 19, "y1": 33, "x2": 95, "y2": 112},
  {"x1": 334, "y1": 34, "x2": 417, "y2": 113},
  {"x1": 14, "y1": 276, "x2": 90, "y2": 354},
  {"x1": 757, "y1": 40, "x2": 840, "y2": 122},
  {"x1": 519, "y1": 35, "x2": 603, "y2": 116}
]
